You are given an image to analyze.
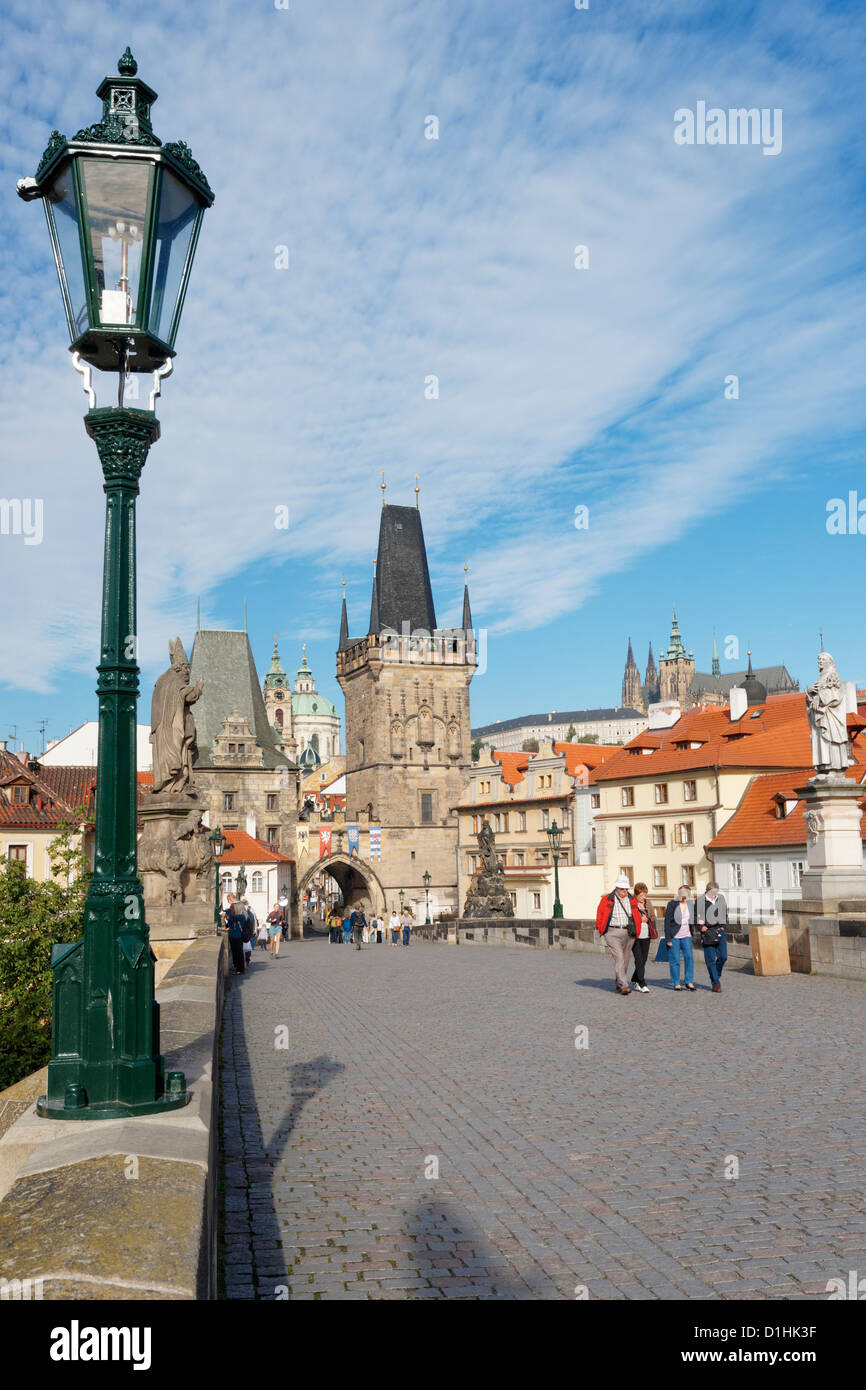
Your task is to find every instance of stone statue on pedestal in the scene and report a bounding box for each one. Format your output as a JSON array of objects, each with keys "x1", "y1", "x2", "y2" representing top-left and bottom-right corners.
[
  {"x1": 806, "y1": 652, "x2": 853, "y2": 774},
  {"x1": 150, "y1": 637, "x2": 204, "y2": 795},
  {"x1": 462, "y1": 817, "x2": 514, "y2": 919}
]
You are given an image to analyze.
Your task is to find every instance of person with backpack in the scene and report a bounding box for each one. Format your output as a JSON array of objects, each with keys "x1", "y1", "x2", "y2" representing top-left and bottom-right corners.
[
  {"x1": 595, "y1": 874, "x2": 641, "y2": 995},
  {"x1": 696, "y1": 880, "x2": 728, "y2": 992},
  {"x1": 224, "y1": 894, "x2": 247, "y2": 975},
  {"x1": 353, "y1": 906, "x2": 367, "y2": 950},
  {"x1": 241, "y1": 899, "x2": 256, "y2": 969}
]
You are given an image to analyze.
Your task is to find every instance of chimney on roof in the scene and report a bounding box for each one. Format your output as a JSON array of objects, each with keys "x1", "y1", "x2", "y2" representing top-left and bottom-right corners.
[
  {"x1": 729, "y1": 686, "x2": 748, "y2": 721},
  {"x1": 648, "y1": 701, "x2": 681, "y2": 730},
  {"x1": 246, "y1": 811, "x2": 257, "y2": 839},
  {"x1": 0, "y1": 739, "x2": 6, "y2": 753}
]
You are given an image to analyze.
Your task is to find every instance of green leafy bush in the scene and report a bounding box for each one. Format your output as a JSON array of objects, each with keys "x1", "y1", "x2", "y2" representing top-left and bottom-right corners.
[{"x1": 0, "y1": 828, "x2": 89, "y2": 1091}]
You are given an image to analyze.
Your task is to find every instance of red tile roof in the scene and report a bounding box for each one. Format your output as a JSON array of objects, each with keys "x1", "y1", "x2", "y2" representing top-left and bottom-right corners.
[
  {"x1": 708, "y1": 766, "x2": 866, "y2": 850},
  {"x1": 219, "y1": 829, "x2": 294, "y2": 865},
  {"x1": 590, "y1": 694, "x2": 842, "y2": 782},
  {"x1": 0, "y1": 751, "x2": 95, "y2": 829},
  {"x1": 493, "y1": 752, "x2": 530, "y2": 787},
  {"x1": 554, "y1": 742, "x2": 621, "y2": 782}
]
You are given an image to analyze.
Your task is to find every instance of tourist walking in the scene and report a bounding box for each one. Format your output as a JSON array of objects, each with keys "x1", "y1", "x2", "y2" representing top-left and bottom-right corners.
[
  {"x1": 257, "y1": 914, "x2": 270, "y2": 951},
  {"x1": 329, "y1": 908, "x2": 341, "y2": 943},
  {"x1": 353, "y1": 906, "x2": 367, "y2": 950},
  {"x1": 401, "y1": 909, "x2": 412, "y2": 946},
  {"x1": 596, "y1": 875, "x2": 641, "y2": 995},
  {"x1": 369, "y1": 911, "x2": 380, "y2": 943},
  {"x1": 266, "y1": 902, "x2": 283, "y2": 958},
  {"x1": 630, "y1": 882, "x2": 657, "y2": 991},
  {"x1": 224, "y1": 894, "x2": 247, "y2": 975},
  {"x1": 342, "y1": 913, "x2": 352, "y2": 945},
  {"x1": 697, "y1": 880, "x2": 728, "y2": 992},
  {"x1": 664, "y1": 886, "x2": 696, "y2": 990},
  {"x1": 279, "y1": 890, "x2": 289, "y2": 942},
  {"x1": 389, "y1": 908, "x2": 401, "y2": 944},
  {"x1": 241, "y1": 899, "x2": 256, "y2": 970}
]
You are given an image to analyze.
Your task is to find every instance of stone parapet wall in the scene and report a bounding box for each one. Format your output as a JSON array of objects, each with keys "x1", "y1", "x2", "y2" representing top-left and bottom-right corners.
[{"x1": 0, "y1": 936, "x2": 226, "y2": 1299}]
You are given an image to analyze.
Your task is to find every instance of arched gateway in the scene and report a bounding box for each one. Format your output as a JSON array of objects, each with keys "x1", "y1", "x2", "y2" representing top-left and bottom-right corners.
[{"x1": 297, "y1": 854, "x2": 387, "y2": 921}]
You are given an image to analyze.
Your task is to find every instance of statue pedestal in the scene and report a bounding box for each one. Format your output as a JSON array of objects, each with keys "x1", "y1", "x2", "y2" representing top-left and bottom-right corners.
[
  {"x1": 794, "y1": 773, "x2": 866, "y2": 904},
  {"x1": 462, "y1": 868, "x2": 515, "y2": 921},
  {"x1": 138, "y1": 794, "x2": 215, "y2": 973}
]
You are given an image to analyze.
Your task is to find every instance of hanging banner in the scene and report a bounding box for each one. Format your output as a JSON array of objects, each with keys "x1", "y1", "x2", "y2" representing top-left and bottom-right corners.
[
  {"x1": 347, "y1": 824, "x2": 359, "y2": 857},
  {"x1": 319, "y1": 827, "x2": 332, "y2": 859},
  {"x1": 369, "y1": 825, "x2": 381, "y2": 860},
  {"x1": 296, "y1": 826, "x2": 310, "y2": 860}
]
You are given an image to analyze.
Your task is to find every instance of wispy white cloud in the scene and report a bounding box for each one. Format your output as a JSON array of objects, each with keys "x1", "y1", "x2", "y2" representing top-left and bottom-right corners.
[{"x1": 0, "y1": 0, "x2": 864, "y2": 696}]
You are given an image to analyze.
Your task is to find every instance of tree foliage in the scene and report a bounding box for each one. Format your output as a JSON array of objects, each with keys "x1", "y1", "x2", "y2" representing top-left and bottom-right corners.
[
  {"x1": 0, "y1": 828, "x2": 89, "y2": 1092},
  {"x1": 471, "y1": 737, "x2": 484, "y2": 762}
]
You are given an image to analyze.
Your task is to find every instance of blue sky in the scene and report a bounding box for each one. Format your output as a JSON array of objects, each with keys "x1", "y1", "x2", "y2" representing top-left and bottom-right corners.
[{"x1": 1, "y1": 0, "x2": 864, "y2": 752}]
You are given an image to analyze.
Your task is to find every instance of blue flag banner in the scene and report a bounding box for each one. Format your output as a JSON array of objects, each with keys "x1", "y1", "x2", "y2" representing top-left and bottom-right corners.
[
  {"x1": 369, "y1": 825, "x2": 381, "y2": 860},
  {"x1": 347, "y1": 823, "x2": 359, "y2": 857}
]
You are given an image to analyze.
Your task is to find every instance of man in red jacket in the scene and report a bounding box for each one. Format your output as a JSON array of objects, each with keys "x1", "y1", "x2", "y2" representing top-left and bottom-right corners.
[{"x1": 596, "y1": 874, "x2": 642, "y2": 995}]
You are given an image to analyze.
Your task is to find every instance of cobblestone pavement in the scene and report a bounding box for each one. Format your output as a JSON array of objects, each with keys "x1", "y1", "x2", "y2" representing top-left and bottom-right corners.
[{"x1": 219, "y1": 938, "x2": 865, "y2": 1300}]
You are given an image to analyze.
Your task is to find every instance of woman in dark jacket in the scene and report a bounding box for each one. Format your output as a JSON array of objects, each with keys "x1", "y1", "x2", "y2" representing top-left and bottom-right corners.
[
  {"x1": 224, "y1": 895, "x2": 247, "y2": 974},
  {"x1": 630, "y1": 882, "x2": 657, "y2": 992}
]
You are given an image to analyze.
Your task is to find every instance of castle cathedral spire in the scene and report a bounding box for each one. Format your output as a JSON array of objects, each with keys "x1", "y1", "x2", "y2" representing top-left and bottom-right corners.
[
  {"x1": 622, "y1": 637, "x2": 643, "y2": 711},
  {"x1": 712, "y1": 631, "x2": 721, "y2": 677}
]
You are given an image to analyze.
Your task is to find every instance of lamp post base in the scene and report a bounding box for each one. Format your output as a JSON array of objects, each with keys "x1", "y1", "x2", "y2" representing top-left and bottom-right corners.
[{"x1": 36, "y1": 1090, "x2": 191, "y2": 1121}]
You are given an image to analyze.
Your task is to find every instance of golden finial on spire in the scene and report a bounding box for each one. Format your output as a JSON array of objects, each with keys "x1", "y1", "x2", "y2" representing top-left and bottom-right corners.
[
  {"x1": 464, "y1": 557, "x2": 469, "y2": 578},
  {"x1": 372, "y1": 553, "x2": 377, "y2": 572},
  {"x1": 380, "y1": 470, "x2": 386, "y2": 505},
  {"x1": 414, "y1": 473, "x2": 420, "y2": 507},
  {"x1": 341, "y1": 575, "x2": 346, "y2": 593}
]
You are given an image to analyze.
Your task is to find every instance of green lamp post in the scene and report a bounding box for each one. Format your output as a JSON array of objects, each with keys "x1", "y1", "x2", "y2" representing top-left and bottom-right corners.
[
  {"x1": 423, "y1": 870, "x2": 431, "y2": 925},
  {"x1": 209, "y1": 827, "x2": 226, "y2": 932},
  {"x1": 546, "y1": 819, "x2": 564, "y2": 920},
  {"x1": 19, "y1": 49, "x2": 213, "y2": 1120}
]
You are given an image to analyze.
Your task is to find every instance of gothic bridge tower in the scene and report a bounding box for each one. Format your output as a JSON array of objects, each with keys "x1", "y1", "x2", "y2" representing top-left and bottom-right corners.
[{"x1": 335, "y1": 495, "x2": 476, "y2": 917}]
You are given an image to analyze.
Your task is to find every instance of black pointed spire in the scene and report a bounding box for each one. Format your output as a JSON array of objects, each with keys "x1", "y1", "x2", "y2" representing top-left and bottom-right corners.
[
  {"x1": 373, "y1": 503, "x2": 436, "y2": 633},
  {"x1": 462, "y1": 560, "x2": 472, "y2": 631},
  {"x1": 369, "y1": 558, "x2": 381, "y2": 636},
  {"x1": 625, "y1": 637, "x2": 637, "y2": 669},
  {"x1": 338, "y1": 582, "x2": 349, "y2": 651}
]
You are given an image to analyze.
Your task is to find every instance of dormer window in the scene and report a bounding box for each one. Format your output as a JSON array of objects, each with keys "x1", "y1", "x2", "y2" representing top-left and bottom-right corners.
[{"x1": 11, "y1": 784, "x2": 30, "y2": 804}]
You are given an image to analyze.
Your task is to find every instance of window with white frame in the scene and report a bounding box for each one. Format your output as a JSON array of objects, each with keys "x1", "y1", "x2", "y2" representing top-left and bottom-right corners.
[
  {"x1": 758, "y1": 862, "x2": 773, "y2": 889},
  {"x1": 618, "y1": 826, "x2": 632, "y2": 848},
  {"x1": 652, "y1": 824, "x2": 666, "y2": 846},
  {"x1": 252, "y1": 871, "x2": 263, "y2": 892},
  {"x1": 621, "y1": 786, "x2": 634, "y2": 807},
  {"x1": 790, "y1": 861, "x2": 805, "y2": 888},
  {"x1": 514, "y1": 851, "x2": 525, "y2": 866},
  {"x1": 729, "y1": 862, "x2": 744, "y2": 889},
  {"x1": 516, "y1": 811, "x2": 526, "y2": 831},
  {"x1": 682, "y1": 865, "x2": 696, "y2": 887},
  {"x1": 540, "y1": 808, "x2": 550, "y2": 830},
  {"x1": 654, "y1": 783, "x2": 669, "y2": 804},
  {"x1": 683, "y1": 779, "x2": 697, "y2": 802},
  {"x1": 653, "y1": 866, "x2": 667, "y2": 888},
  {"x1": 675, "y1": 822, "x2": 694, "y2": 846},
  {"x1": 532, "y1": 892, "x2": 542, "y2": 911}
]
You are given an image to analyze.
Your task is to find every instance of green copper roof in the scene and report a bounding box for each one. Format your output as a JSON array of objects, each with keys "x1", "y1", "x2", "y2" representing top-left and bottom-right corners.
[
  {"x1": 292, "y1": 690, "x2": 337, "y2": 718},
  {"x1": 264, "y1": 637, "x2": 287, "y2": 687}
]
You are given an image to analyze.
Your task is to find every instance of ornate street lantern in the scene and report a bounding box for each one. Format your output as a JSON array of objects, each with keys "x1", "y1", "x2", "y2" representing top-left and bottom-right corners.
[
  {"x1": 19, "y1": 48, "x2": 213, "y2": 378},
  {"x1": 546, "y1": 819, "x2": 564, "y2": 920},
  {"x1": 423, "y1": 869, "x2": 431, "y2": 925},
  {"x1": 210, "y1": 827, "x2": 226, "y2": 932},
  {"x1": 17, "y1": 49, "x2": 213, "y2": 1121}
]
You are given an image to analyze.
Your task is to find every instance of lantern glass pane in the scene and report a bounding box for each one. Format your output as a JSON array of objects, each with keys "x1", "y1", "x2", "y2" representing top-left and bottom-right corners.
[
  {"x1": 81, "y1": 158, "x2": 152, "y2": 327},
  {"x1": 147, "y1": 168, "x2": 199, "y2": 345},
  {"x1": 46, "y1": 169, "x2": 88, "y2": 338}
]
